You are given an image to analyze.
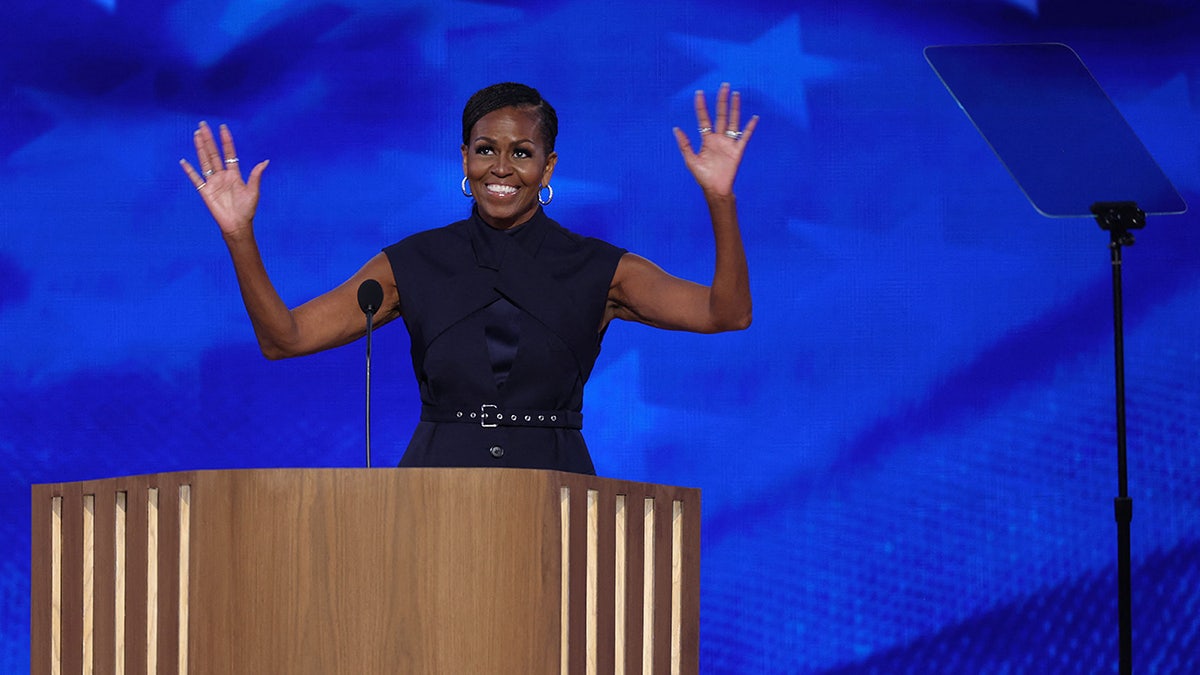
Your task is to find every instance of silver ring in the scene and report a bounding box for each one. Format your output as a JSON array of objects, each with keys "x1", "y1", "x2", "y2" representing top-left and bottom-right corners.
[
  {"x1": 203, "y1": 168, "x2": 215, "y2": 177},
  {"x1": 196, "y1": 182, "x2": 207, "y2": 191},
  {"x1": 724, "y1": 130, "x2": 742, "y2": 140},
  {"x1": 698, "y1": 126, "x2": 712, "y2": 135},
  {"x1": 224, "y1": 157, "x2": 239, "y2": 165}
]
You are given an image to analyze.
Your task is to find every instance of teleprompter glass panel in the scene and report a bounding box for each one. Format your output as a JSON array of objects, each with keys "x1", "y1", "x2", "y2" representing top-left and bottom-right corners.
[{"x1": 925, "y1": 43, "x2": 1185, "y2": 217}]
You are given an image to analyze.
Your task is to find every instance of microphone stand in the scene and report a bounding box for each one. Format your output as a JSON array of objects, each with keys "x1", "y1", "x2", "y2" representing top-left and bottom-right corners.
[
  {"x1": 357, "y1": 278, "x2": 384, "y2": 469},
  {"x1": 364, "y1": 307, "x2": 376, "y2": 468}
]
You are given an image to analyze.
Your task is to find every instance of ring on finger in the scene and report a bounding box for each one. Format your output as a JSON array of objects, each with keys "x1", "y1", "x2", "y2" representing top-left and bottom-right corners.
[
  {"x1": 197, "y1": 182, "x2": 207, "y2": 191},
  {"x1": 224, "y1": 157, "x2": 239, "y2": 165},
  {"x1": 203, "y1": 168, "x2": 215, "y2": 177},
  {"x1": 724, "y1": 129, "x2": 743, "y2": 140},
  {"x1": 698, "y1": 126, "x2": 712, "y2": 135}
]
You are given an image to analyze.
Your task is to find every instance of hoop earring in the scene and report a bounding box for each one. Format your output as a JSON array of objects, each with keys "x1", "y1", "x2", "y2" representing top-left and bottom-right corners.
[
  {"x1": 538, "y1": 184, "x2": 553, "y2": 206},
  {"x1": 461, "y1": 176, "x2": 472, "y2": 198}
]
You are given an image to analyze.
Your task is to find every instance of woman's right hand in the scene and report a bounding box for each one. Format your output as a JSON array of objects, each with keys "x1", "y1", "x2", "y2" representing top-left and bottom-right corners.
[{"x1": 180, "y1": 121, "x2": 269, "y2": 239}]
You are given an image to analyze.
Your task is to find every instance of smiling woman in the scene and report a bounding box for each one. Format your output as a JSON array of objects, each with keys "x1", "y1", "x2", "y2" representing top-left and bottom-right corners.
[{"x1": 180, "y1": 80, "x2": 756, "y2": 474}]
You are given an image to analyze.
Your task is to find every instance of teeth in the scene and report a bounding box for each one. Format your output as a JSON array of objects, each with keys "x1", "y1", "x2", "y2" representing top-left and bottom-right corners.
[{"x1": 487, "y1": 184, "x2": 517, "y2": 195}]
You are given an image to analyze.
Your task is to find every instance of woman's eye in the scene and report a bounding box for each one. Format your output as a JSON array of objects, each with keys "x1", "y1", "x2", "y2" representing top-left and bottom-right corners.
[{"x1": 473, "y1": 144, "x2": 532, "y2": 158}]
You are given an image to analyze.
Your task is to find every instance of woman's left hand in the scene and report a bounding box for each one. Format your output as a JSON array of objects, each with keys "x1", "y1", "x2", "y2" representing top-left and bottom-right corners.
[{"x1": 672, "y1": 83, "x2": 758, "y2": 197}]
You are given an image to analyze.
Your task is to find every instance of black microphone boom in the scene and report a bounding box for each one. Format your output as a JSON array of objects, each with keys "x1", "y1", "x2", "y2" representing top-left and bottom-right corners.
[{"x1": 357, "y1": 278, "x2": 384, "y2": 468}]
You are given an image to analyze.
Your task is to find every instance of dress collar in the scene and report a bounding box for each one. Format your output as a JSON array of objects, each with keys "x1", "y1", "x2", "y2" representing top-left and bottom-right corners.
[{"x1": 468, "y1": 206, "x2": 551, "y2": 270}]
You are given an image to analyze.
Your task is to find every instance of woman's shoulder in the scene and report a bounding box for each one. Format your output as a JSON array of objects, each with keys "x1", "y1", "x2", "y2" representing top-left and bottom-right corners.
[
  {"x1": 384, "y1": 216, "x2": 472, "y2": 253},
  {"x1": 541, "y1": 214, "x2": 626, "y2": 258}
]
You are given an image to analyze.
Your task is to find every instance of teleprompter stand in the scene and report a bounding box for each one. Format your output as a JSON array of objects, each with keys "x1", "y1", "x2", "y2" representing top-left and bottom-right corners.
[{"x1": 925, "y1": 43, "x2": 1186, "y2": 675}]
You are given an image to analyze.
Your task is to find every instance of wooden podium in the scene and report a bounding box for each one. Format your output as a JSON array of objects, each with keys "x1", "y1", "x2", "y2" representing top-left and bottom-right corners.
[{"x1": 30, "y1": 469, "x2": 700, "y2": 674}]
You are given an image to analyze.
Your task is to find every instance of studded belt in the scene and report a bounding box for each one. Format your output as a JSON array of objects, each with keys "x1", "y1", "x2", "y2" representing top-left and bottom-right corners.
[{"x1": 421, "y1": 404, "x2": 583, "y2": 429}]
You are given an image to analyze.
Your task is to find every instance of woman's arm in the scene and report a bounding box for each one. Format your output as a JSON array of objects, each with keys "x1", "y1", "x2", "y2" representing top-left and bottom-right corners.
[
  {"x1": 606, "y1": 84, "x2": 756, "y2": 333},
  {"x1": 225, "y1": 243, "x2": 400, "y2": 359},
  {"x1": 181, "y1": 122, "x2": 400, "y2": 359}
]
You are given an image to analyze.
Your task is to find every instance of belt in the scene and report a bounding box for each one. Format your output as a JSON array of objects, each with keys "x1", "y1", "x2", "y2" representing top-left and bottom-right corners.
[{"x1": 421, "y1": 404, "x2": 583, "y2": 429}]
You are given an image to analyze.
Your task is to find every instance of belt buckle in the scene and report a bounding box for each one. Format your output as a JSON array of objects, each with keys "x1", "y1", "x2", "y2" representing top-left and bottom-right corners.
[{"x1": 480, "y1": 403, "x2": 498, "y2": 428}]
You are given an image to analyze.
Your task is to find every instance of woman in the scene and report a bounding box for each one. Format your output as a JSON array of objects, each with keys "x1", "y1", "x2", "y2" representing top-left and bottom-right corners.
[{"x1": 180, "y1": 82, "x2": 756, "y2": 474}]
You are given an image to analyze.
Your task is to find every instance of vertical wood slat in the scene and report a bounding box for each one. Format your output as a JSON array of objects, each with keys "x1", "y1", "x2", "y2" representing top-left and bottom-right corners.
[
  {"x1": 83, "y1": 494, "x2": 95, "y2": 675},
  {"x1": 60, "y1": 482, "x2": 85, "y2": 675},
  {"x1": 652, "y1": 497, "x2": 672, "y2": 675},
  {"x1": 642, "y1": 496, "x2": 657, "y2": 674},
  {"x1": 178, "y1": 484, "x2": 191, "y2": 675},
  {"x1": 623, "y1": 491, "x2": 646, "y2": 675},
  {"x1": 115, "y1": 490, "x2": 127, "y2": 675},
  {"x1": 657, "y1": 487, "x2": 686, "y2": 672},
  {"x1": 595, "y1": 489, "x2": 617, "y2": 675},
  {"x1": 560, "y1": 487, "x2": 570, "y2": 675},
  {"x1": 613, "y1": 495, "x2": 628, "y2": 675},
  {"x1": 123, "y1": 476, "x2": 149, "y2": 675},
  {"x1": 653, "y1": 495, "x2": 674, "y2": 675},
  {"x1": 670, "y1": 500, "x2": 684, "y2": 675},
  {"x1": 680, "y1": 495, "x2": 701, "y2": 675},
  {"x1": 155, "y1": 480, "x2": 181, "y2": 675},
  {"x1": 52, "y1": 495, "x2": 63, "y2": 675},
  {"x1": 93, "y1": 488, "x2": 117, "y2": 675},
  {"x1": 567, "y1": 483, "x2": 589, "y2": 675},
  {"x1": 585, "y1": 489, "x2": 598, "y2": 675},
  {"x1": 30, "y1": 487, "x2": 53, "y2": 675},
  {"x1": 145, "y1": 487, "x2": 159, "y2": 675}
]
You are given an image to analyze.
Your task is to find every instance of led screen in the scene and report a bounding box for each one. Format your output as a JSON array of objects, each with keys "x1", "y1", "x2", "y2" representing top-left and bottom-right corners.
[{"x1": 3, "y1": 0, "x2": 1198, "y2": 671}]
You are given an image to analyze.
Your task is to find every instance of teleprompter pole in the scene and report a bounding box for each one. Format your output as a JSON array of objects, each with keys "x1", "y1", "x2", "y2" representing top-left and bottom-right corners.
[{"x1": 1091, "y1": 201, "x2": 1143, "y2": 675}]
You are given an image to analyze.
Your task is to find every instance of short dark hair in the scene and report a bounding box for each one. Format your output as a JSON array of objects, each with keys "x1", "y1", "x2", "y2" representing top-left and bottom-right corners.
[{"x1": 461, "y1": 82, "x2": 558, "y2": 153}]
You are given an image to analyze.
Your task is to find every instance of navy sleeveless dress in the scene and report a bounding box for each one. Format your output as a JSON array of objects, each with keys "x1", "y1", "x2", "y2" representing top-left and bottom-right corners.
[{"x1": 383, "y1": 206, "x2": 626, "y2": 474}]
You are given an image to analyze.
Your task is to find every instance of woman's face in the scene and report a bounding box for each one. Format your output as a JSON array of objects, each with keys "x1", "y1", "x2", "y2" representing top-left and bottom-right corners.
[{"x1": 462, "y1": 106, "x2": 557, "y2": 230}]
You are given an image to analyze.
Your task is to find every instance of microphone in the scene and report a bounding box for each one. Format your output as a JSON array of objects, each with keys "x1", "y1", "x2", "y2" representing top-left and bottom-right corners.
[
  {"x1": 357, "y1": 279, "x2": 384, "y2": 468},
  {"x1": 358, "y1": 278, "x2": 383, "y2": 315}
]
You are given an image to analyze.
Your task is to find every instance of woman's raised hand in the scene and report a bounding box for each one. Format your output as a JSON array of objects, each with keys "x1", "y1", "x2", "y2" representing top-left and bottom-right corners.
[
  {"x1": 180, "y1": 122, "x2": 269, "y2": 239},
  {"x1": 672, "y1": 83, "x2": 758, "y2": 197}
]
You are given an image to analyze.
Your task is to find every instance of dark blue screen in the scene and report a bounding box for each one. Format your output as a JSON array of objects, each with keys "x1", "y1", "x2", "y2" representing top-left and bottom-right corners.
[{"x1": 3, "y1": 1, "x2": 1198, "y2": 672}]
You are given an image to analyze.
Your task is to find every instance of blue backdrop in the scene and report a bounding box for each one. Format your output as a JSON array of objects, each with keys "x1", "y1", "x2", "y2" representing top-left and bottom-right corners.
[{"x1": 4, "y1": 0, "x2": 1199, "y2": 672}]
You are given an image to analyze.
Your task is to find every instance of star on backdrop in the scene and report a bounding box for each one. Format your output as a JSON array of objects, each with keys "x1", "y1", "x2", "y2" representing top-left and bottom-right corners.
[{"x1": 670, "y1": 15, "x2": 847, "y2": 129}]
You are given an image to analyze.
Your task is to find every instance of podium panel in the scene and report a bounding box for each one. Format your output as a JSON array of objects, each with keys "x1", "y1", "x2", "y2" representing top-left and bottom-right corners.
[{"x1": 31, "y1": 468, "x2": 700, "y2": 674}]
